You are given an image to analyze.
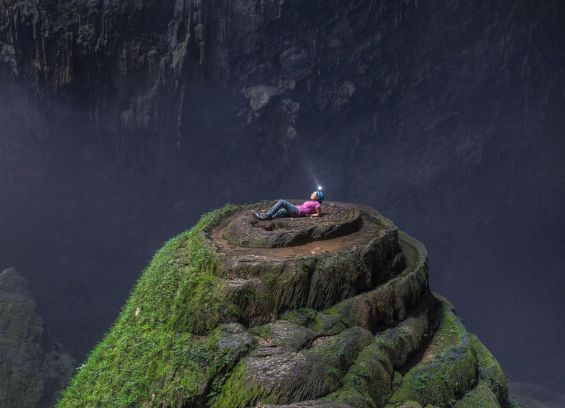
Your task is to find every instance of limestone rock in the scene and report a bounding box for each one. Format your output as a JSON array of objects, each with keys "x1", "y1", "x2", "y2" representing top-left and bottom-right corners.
[{"x1": 57, "y1": 203, "x2": 513, "y2": 408}]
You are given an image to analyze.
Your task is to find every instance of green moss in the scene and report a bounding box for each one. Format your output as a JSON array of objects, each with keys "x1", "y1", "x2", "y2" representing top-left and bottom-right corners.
[
  {"x1": 229, "y1": 257, "x2": 316, "y2": 326},
  {"x1": 326, "y1": 342, "x2": 391, "y2": 408},
  {"x1": 468, "y1": 333, "x2": 508, "y2": 403},
  {"x1": 309, "y1": 310, "x2": 352, "y2": 336},
  {"x1": 454, "y1": 381, "x2": 500, "y2": 408},
  {"x1": 281, "y1": 298, "x2": 353, "y2": 336},
  {"x1": 214, "y1": 327, "x2": 373, "y2": 407},
  {"x1": 262, "y1": 271, "x2": 281, "y2": 288},
  {"x1": 248, "y1": 324, "x2": 270, "y2": 339},
  {"x1": 327, "y1": 311, "x2": 429, "y2": 408},
  {"x1": 211, "y1": 361, "x2": 267, "y2": 408},
  {"x1": 389, "y1": 302, "x2": 477, "y2": 407},
  {"x1": 282, "y1": 307, "x2": 318, "y2": 326},
  {"x1": 54, "y1": 206, "x2": 508, "y2": 408},
  {"x1": 244, "y1": 236, "x2": 274, "y2": 248},
  {"x1": 384, "y1": 402, "x2": 424, "y2": 408},
  {"x1": 58, "y1": 205, "x2": 244, "y2": 408},
  {"x1": 0, "y1": 270, "x2": 74, "y2": 408}
]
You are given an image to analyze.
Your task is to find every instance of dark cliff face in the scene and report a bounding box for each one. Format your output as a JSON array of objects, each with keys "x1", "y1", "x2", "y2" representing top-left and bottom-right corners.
[
  {"x1": 5, "y1": 0, "x2": 563, "y2": 175},
  {"x1": 1, "y1": 0, "x2": 564, "y2": 393}
]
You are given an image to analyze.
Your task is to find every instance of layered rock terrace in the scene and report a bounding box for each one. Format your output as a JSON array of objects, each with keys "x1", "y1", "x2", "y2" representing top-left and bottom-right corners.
[{"x1": 58, "y1": 202, "x2": 513, "y2": 408}]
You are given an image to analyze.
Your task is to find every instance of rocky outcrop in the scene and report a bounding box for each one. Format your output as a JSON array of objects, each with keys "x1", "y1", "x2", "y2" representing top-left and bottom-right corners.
[
  {"x1": 222, "y1": 203, "x2": 363, "y2": 248},
  {"x1": 0, "y1": 1, "x2": 563, "y2": 388},
  {"x1": 1, "y1": 0, "x2": 562, "y2": 176},
  {"x1": 0, "y1": 267, "x2": 74, "y2": 408},
  {"x1": 57, "y1": 203, "x2": 514, "y2": 407}
]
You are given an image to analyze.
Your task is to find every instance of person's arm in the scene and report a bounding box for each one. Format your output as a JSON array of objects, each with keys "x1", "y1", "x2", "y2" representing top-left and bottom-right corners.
[{"x1": 311, "y1": 206, "x2": 322, "y2": 217}]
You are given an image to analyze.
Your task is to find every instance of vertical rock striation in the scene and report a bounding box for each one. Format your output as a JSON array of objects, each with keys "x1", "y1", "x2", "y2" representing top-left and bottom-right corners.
[
  {"x1": 2, "y1": 0, "x2": 562, "y2": 176},
  {"x1": 0, "y1": 0, "x2": 563, "y2": 394}
]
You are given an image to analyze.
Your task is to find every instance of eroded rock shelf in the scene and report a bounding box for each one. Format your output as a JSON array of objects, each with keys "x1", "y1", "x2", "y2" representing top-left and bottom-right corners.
[{"x1": 58, "y1": 203, "x2": 514, "y2": 408}]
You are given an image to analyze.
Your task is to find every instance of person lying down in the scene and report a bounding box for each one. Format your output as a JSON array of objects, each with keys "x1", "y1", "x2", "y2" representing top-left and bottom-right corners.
[{"x1": 253, "y1": 188, "x2": 325, "y2": 220}]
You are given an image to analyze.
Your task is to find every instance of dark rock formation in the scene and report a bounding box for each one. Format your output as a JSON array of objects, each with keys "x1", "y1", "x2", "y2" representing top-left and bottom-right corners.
[
  {"x1": 0, "y1": 267, "x2": 74, "y2": 408},
  {"x1": 1, "y1": 0, "x2": 564, "y2": 394},
  {"x1": 58, "y1": 203, "x2": 515, "y2": 407},
  {"x1": 222, "y1": 202, "x2": 363, "y2": 248},
  {"x1": 1, "y1": 0, "x2": 562, "y2": 179}
]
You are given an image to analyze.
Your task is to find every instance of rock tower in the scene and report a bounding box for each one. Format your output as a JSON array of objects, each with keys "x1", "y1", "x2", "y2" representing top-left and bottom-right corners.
[{"x1": 58, "y1": 202, "x2": 515, "y2": 408}]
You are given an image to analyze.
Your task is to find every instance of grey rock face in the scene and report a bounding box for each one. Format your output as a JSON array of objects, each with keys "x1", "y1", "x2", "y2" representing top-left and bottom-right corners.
[
  {"x1": 0, "y1": 0, "x2": 564, "y2": 395},
  {"x1": 3, "y1": 0, "x2": 562, "y2": 174}
]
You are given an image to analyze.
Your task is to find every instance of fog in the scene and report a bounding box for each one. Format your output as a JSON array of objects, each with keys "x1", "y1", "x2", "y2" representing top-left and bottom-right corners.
[{"x1": 1, "y1": 0, "x2": 564, "y2": 394}]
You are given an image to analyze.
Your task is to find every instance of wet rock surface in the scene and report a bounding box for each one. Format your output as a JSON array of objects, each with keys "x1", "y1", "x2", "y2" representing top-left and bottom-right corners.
[
  {"x1": 57, "y1": 203, "x2": 515, "y2": 408},
  {"x1": 222, "y1": 202, "x2": 363, "y2": 248},
  {"x1": 207, "y1": 202, "x2": 406, "y2": 326},
  {"x1": 1, "y1": 1, "x2": 563, "y2": 392}
]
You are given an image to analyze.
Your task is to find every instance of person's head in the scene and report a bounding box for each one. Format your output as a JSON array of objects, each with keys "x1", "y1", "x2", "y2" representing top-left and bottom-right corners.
[{"x1": 311, "y1": 189, "x2": 325, "y2": 203}]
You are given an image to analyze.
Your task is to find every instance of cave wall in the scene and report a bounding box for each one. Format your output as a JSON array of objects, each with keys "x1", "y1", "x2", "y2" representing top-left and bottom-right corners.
[{"x1": 1, "y1": 0, "x2": 564, "y2": 392}]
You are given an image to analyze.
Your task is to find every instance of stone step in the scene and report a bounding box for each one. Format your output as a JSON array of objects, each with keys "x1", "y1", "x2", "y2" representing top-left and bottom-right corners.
[
  {"x1": 468, "y1": 332, "x2": 509, "y2": 403},
  {"x1": 57, "y1": 203, "x2": 510, "y2": 408},
  {"x1": 213, "y1": 326, "x2": 374, "y2": 407},
  {"x1": 388, "y1": 297, "x2": 478, "y2": 407},
  {"x1": 325, "y1": 301, "x2": 433, "y2": 408},
  {"x1": 222, "y1": 201, "x2": 364, "y2": 248},
  {"x1": 299, "y1": 231, "x2": 429, "y2": 334},
  {"x1": 227, "y1": 288, "x2": 435, "y2": 408},
  {"x1": 215, "y1": 206, "x2": 408, "y2": 327},
  {"x1": 454, "y1": 381, "x2": 502, "y2": 408}
]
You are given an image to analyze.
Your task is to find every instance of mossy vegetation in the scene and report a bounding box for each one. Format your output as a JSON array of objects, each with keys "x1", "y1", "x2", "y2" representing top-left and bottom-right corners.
[
  {"x1": 454, "y1": 381, "x2": 500, "y2": 408},
  {"x1": 468, "y1": 333, "x2": 508, "y2": 402},
  {"x1": 0, "y1": 292, "x2": 45, "y2": 408},
  {"x1": 58, "y1": 205, "x2": 244, "y2": 407},
  {"x1": 389, "y1": 302, "x2": 477, "y2": 407},
  {"x1": 213, "y1": 327, "x2": 373, "y2": 407},
  {"x1": 326, "y1": 310, "x2": 430, "y2": 408},
  {"x1": 0, "y1": 268, "x2": 74, "y2": 408},
  {"x1": 211, "y1": 360, "x2": 268, "y2": 408},
  {"x1": 55, "y1": 203, "x2": 510, "y2": 408}
]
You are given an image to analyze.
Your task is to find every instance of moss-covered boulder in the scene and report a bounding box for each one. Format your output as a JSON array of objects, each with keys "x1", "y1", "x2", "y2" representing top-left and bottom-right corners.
[
  {"x1": 57, "y1": 202, "x2": 514, "y2": 408},
  {"x1": 0, "y1": 267, "x2": 74, "y2": 408}
]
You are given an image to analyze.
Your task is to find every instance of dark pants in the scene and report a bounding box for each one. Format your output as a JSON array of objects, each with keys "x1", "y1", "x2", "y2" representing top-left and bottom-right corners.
[{"x1": 265, "y1": 199, "x2": 300, "y2": 218}]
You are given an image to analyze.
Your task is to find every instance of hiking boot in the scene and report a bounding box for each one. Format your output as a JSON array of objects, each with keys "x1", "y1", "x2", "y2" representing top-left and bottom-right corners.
[
  {"x1": 253, "y1": 210, "x2": 271, "y2": 220},
  {"x1": 255, "y1": 211, "x2": 273, "y2": 220}
]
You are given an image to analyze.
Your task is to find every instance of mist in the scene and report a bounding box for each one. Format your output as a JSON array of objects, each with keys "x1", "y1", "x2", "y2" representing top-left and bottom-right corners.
[{"x1": 1, "y1": 0, "x2": 564, "y2": 395}]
